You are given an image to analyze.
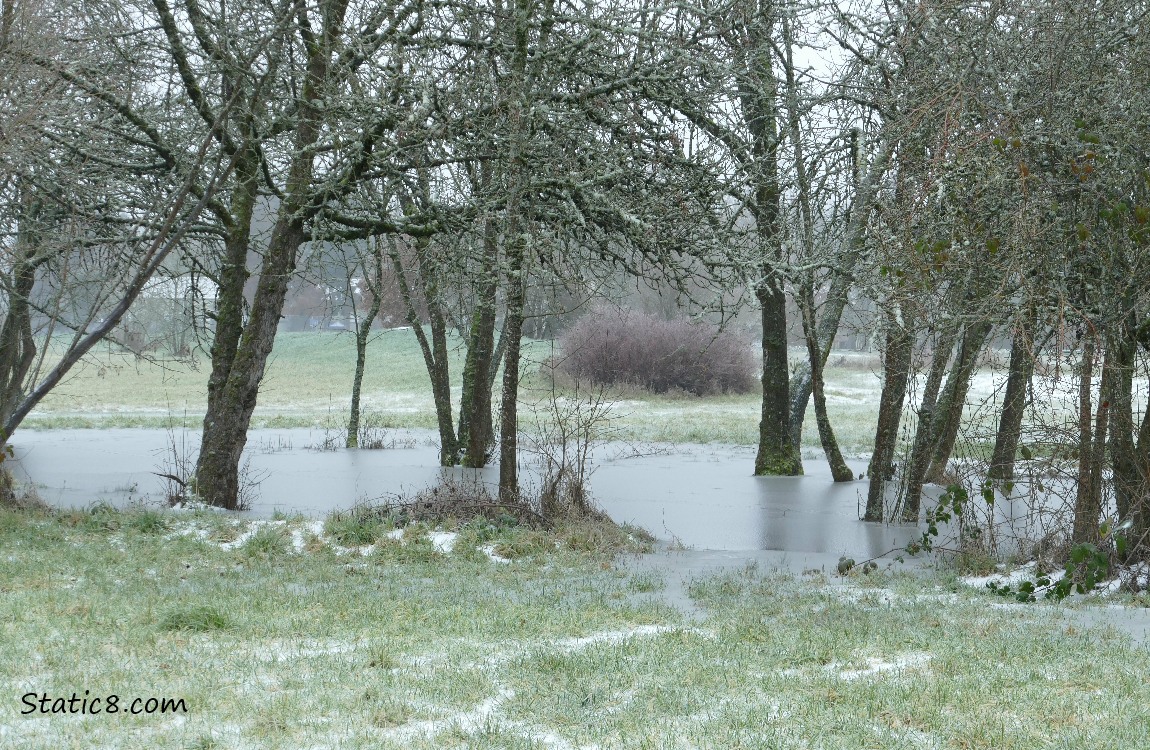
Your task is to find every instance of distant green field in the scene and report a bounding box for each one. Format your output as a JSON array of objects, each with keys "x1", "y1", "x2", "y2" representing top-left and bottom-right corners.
[{"x1": 23, "y1": 330, "x2": 886, "y2": 452}]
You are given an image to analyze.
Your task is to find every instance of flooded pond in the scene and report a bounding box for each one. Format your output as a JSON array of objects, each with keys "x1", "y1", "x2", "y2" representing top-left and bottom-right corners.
[{"x1": 14, "y1": 427, "x2": 922, "y2": 559}]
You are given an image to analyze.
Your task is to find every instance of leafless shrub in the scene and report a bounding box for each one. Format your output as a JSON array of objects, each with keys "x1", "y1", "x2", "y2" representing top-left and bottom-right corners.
[
  {"x1": 554, "y1": 306, "x2": 755, "y2": 396},
  {"x1": 522, "y1": 375, "x2": 622, "y2": 521},
  {"x1": 155, "y1": 416, "x2": 196, "y2": 506},
  {"x1": 0, "y1": 462, "x2": 50, "y2": 512},
  {"x1": 310, "y1": 408, "x2": 414, "y2": 452}
]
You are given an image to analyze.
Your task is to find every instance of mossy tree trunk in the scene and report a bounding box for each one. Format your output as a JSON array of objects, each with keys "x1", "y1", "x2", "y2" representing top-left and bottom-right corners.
[
  {"x1": 742, "y1": 5, "x2": 801, "y2": 478},
  {"x1": 755, "y1": 270, "x2": 802, "y2": 476},
  {"x1": 200, "y1": 146, "x2": 258, "y2": 461},
  {"x1": 497, "y1": 246, "x2": 527, "y2": 501},
  {"x1": 900, "y1": 325, "x2": 959, "y2": 521},
  {"x1": 460, "y1": 216, "x2": 500, "y2": 468},
  {"x1": 865, "y1": 316, "x2": 912, "y2": 521},
  {"x1": 195, "y1": 0, "x2": 347, "y2": 508},
  {"x1": 196, "y1": 218, "x2": 310, "y2": 508}
]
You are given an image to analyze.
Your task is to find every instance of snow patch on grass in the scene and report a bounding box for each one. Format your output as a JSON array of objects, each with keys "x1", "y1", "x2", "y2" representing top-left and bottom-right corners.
[
  {"x1": 835, "y1": 652, "x2": 932, "y2": 681},
  {"x1": 381, "y1": 688, "x2": 514, "y2": 741},
  {"x1": 290, "y1": 519, "x2": 325, "y2": 552},
  {"x1": 780, "y1": 651, "x2": 933, "y2": 681},
  {"x1": 219, "y1": 519, "x2": 285, "y2": 551},
  {"x1": 378, "y1": 623, "x2": 708, "y2": 747},
  {"x1": 960, "y1": 561, "x2": 1043, "y2": 590},
  {"x1": 166, "y1": 516, "x2": 515, "y2": 563},
  {"x1": 249, "y1": 638, "x2": 360, "y2": 662},
  {"x1": 428, "y1": 531, "x2": 457, "y2": 553},
  {"x1": 552, "y1": 624, "x2": 712, "y2": 651},
  {"x1": 480, "y1": 543, "x2": 511, "y2": 563}
]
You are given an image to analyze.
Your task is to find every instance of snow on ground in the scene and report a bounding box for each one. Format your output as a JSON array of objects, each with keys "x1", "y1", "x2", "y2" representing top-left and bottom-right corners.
[
  {"x1": 290, "y1": 520, "x2": 325, "y2": 552},
  {"x1": 960, "y1": 561, "x2": 1047, "y2": 590},
  {"x1": 250, "y1": 638, "x2": 360, "y2": 662},
  {"x1": 958, "y1": 560, "x2": 1150, "y2": 606},
  {"x1": 835, "y1": 652, "x2": 933, "y2": 681},
  {"x1": 479, "y1": 543, "x2": 511, "y2": 563},
  {"x1": 779, "y1": 651, "x2": 933, "y2": 681},
  {"x1": 162, "y1": 517, "x2": 511, "y2": 563},
  {"x1": 552, "y1": 624, "x2": 712, "y2": 651},
  {"x1": 377, "y1": 623, "x2": 713, "y2": 749},
  {"x1": 219, "y1": 519, "x2": 283, "y2": 550},
  {"x1": 1117, "y1": 562, "x2": 1150, "y2": 592},
  {"x1": 817, "y1": 584, "x2": 961, "y2": 607},
  {"x1": 382, "y1": 689, "x2": 515, "y2": 742},
  {"x1": 427, "y1": 531, "x2": 456, "y2": 554}
]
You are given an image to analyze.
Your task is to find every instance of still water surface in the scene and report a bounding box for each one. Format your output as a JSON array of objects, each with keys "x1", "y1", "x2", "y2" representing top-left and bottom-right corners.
[{"x1": 12, "y1": 427, "x2": 923, "y2": 559}]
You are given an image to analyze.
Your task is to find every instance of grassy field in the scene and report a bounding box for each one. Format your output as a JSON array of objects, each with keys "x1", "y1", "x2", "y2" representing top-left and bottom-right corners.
[
  {"x1": 23, "y1": 331, "x2": 886, "y2": 453},
  {"x1": 2, "y1": 504, "x2": 1148, "y2": 749}
]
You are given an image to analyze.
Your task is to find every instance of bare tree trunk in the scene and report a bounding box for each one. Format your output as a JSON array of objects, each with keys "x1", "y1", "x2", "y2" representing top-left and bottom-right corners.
[
  {"x1": 346, "y1": 243, "x2": 384, "y2": 448},
  {"x1": 924, "y1": 321, "x2": 992, "y2": 483},
  {"x1": 865, "y1": 317, "x2": 912, "y2": 521},
  {"x1": 387, "y1": 235, "x2": 458, "y2": 465},
  {"x1": 0, "y1": 263, "x2": 37, "y2": 450},
  {"x1": 497, "y1": 241, "x2": 526, "y2": 500},
  {"x1": 900, "y1": 326, "x2": 958, "y2": 521},
  {"x1": 988, "y1": 308, "x2": 1036, "y2": 482},
  {"x1": 488, "y1": 315, "x2": 509, "y2": 392},
  {"x1": 426, "y1": 298, "x2": 457, "y2": 461},
  {"x1": 1126, "y1": 382, "x2": 1150, "y2": 549},
  {"x1": 495, "y1": 0, "x2": 533, "y2": 501},
  {"x1": 1072, "y1": 336, "x2": 1101, "y2": 545},
  {"x1": 789, "y1": 138, "x2": 891, "y2": 449},
  {"x1": 1086, "y1": 347, "x2": 1115, "y2": 536},
  {"x1": 0, "y1": 195, "x2": 40, "y2": 448},
  {"x1": 460, "y1": 217, "x2": 499, "y2": 468},
  {"x1": 1108, "y1": 318, "x2": 1143, "y2": 523},
  {"x1": 798, "y1": 282, "x2": 852, "y2": 481}
]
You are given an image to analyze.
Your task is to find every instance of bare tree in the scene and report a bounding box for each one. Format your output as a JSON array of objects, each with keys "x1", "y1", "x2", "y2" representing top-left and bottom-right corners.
[{"x1": 0, "y1": 0, "x2": 237, "y2": 467}]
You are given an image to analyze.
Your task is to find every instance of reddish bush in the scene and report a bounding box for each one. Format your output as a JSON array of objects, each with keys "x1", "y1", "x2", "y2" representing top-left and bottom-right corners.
[{"x1": 555, "y1": 306, "x2": 756, "y2": 396}]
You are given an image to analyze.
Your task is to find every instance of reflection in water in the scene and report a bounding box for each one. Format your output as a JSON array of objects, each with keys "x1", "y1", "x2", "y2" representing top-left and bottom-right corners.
[
  {"x1": 11, "y1": 428, "x2": 920, "y2": 557},
  {"x1": 591, "y1": 446, "x2": 921, "y2": 558}
]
